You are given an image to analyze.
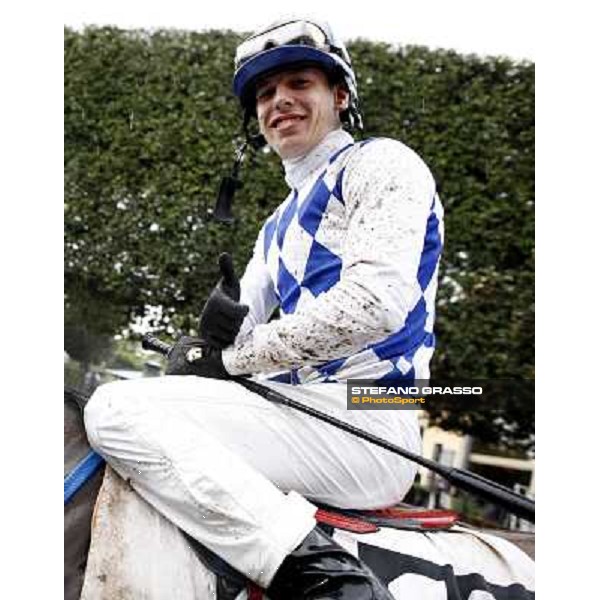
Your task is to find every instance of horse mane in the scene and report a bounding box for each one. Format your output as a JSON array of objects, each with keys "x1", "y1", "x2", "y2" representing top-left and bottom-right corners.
[{"x1": 65, "y1": 386, "x2": 90, "y2": 414}]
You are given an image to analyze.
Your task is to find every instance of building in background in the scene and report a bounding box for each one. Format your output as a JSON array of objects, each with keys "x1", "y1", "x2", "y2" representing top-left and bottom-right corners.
[{"x1": 417, "y1": 412, "x2": 534, "y2": 531}]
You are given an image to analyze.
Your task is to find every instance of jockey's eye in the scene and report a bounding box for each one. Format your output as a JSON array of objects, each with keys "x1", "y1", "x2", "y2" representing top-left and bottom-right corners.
[
  {"x1": 290, "y1": 77, "x2": 311, "y2": 89},
  {"x1": 256, "y1": 85, "x2": 275, "y2": 101}
]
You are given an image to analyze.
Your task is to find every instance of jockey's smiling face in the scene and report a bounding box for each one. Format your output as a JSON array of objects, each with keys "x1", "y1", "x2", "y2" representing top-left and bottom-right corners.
[{"x1": 255, "y1": 66, "x2": 350, "y2": 160}]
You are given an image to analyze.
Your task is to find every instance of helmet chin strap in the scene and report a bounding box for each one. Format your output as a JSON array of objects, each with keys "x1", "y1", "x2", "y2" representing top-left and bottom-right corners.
[
  {"x1": 213, "y1": 112, "x2": 266, "y2": 225},
  {"x1": 242, "y1": 110, "x2": 267, "y2": 150},
  {"x1": 213, "y1": 142, "x2": 245, "y2": 225}
]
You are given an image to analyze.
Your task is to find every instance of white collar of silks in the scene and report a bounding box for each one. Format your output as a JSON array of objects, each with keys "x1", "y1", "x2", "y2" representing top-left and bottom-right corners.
[{"x1": 282, "y1": 128, "x2": 354, "y2": 190}]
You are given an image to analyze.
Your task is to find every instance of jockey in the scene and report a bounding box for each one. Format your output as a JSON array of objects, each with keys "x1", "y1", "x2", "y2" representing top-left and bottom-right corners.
[{"x1": 84, "y1": 17, "x2": 444, "y2": 600}]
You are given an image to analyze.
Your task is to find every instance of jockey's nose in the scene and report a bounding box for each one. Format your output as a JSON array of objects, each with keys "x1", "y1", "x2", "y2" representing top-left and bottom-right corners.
[{"x1": 273, "y1": 84, "x2": 294, "y2": 110}]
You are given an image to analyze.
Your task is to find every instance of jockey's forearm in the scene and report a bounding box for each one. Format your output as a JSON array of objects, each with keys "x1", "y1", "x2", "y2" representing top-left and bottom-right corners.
[{"x1": 221, "y1": 272, "x2": 405, "y2": 376}]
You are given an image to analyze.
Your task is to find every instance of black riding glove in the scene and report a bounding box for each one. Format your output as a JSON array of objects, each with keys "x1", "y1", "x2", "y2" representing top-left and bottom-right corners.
[
  {"x1": 165, "y1": 336, "x2": 229, "y2": 379},
  {"x1": 199, "y1": 253, "x2": 249, "y2": 349}
]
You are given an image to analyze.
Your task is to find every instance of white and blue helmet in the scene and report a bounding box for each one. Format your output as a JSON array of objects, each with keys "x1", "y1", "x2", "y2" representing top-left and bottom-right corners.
[{"x1": 233, "y1": 18, "x2": 363, "y2": 130}]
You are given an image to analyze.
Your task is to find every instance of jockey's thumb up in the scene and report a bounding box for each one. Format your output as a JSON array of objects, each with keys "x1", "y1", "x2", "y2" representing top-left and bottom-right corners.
[
  {"x1": 218, "y1": 252, "x2": 241, "y2": 301},
  {"x1": 198, "y1": 253, "x2": 249, "y2": 349}
]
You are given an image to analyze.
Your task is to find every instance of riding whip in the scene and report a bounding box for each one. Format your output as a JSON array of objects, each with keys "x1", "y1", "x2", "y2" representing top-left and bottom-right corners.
[{"x1": 142, "y1": 333, "x2": 535, "y2": 523}]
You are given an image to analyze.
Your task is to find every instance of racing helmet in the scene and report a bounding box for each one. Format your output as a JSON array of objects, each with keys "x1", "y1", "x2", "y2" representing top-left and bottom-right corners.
[{"x1": 233, "y1": 18, "x2": 363, "y2": 131}]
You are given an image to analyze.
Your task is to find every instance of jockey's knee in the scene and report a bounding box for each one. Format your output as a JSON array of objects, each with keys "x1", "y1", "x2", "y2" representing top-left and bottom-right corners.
[
  {"x1": 394, "y1": 461, "x2": 418, "y2": 501},
  {"x1": 364, "y1": 462, "x2": 417, "y2": 509},
  {"x1": 84, "y1": 380, "x2": 138, "y2": 455}
]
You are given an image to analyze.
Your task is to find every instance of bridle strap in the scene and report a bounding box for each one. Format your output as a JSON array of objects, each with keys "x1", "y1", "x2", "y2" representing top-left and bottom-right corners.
[{"x1": 64, "y1": 450, "x2": 105, "y2": 505}]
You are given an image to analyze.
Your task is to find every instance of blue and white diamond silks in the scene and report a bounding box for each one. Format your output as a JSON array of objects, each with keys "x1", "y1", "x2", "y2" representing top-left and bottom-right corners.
[
  {"x1": 263, "y1": 143, "x2": 353, "y2": 316},
  {"x1": 258, "y1": 137, "x2": 444, "y2": 386},
  {"x1": 327, "y1": 193, "x2": 443, "y2": 385}
]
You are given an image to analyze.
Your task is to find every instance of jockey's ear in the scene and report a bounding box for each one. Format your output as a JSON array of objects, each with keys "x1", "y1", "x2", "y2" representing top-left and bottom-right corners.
[{"x1": 333, "y1": 85, "x2": 350, "y2": 113}]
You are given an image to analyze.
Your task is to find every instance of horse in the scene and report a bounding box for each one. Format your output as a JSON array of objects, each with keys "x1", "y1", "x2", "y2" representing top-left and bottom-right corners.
[{"x1": 65, "y1": 387, "x2": 535, "y2": 600}]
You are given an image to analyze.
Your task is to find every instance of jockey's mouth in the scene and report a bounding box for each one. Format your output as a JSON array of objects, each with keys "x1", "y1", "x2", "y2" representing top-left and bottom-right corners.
[{"x1": 270, "y1": 114, "x2": 307, "y2": 129}]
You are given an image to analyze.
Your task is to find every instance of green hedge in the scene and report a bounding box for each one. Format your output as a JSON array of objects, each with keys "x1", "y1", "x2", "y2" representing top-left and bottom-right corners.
[{"x1": 65, "y1": 27, "x2": 534, "y2": 439}]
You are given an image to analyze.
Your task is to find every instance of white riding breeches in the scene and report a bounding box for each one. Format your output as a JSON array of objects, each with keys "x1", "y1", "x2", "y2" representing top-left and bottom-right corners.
[{"x1": 84, "y1": 375, "x2": 421, "y2": 587}]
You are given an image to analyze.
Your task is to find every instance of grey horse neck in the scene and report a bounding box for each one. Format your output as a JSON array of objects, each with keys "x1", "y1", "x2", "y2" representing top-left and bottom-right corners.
[
  {"x1": 64, "y1": 388, "x2": 105, "y2": 600},
  {"x1": 64, "y1": 388, "x2": 90, "y2": 474}
]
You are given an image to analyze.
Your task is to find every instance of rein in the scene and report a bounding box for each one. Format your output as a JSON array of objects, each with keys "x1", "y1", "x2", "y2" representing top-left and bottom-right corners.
[
  {"x1": 64, "y1": 388, "x2": 105, "y2": 505},
  {"x1": 64, "y1": 450, "x2": 105, "y2": 505}
]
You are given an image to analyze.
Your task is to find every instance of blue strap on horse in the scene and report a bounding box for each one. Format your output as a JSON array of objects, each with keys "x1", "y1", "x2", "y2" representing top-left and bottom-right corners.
[{"x1": 64, "y1": 450, "x2": 105, "y2": 505}]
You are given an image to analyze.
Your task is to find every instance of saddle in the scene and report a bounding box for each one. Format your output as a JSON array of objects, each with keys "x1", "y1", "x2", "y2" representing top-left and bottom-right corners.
[
  {"x1": 187, "y1": 503, "x2": 459, "y2": 600},
  {"x1": 315, "y1": 503, "x2": 458, "y2": 534}
]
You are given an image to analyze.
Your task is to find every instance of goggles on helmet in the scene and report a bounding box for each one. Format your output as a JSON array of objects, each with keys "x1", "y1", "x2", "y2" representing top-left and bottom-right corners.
[
  {"x1": 235, "y1": 21, "x2": 333, "y2": 68},
  {"x1": 233, "y1": 18, "x2": 363, "y2": 131}
]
